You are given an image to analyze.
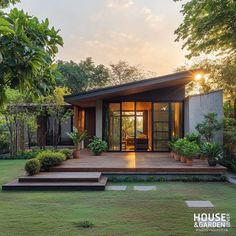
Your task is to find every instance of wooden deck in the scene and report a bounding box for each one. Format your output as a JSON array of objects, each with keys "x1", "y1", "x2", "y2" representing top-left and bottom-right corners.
[
  {"x1": 2, "y1": 151, "x2": 227, "y2": 191},
  {"x1": 51, "y1": 150, "x2": 227, "y2": 174}
]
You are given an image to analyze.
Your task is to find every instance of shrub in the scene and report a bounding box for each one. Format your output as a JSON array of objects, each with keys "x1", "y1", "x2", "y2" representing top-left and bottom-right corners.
[
  {"x1": 201, "y1": 142, "x2": 223, "y2": 162},
  {"x1": 16, "y1": 149, "x2": 41, "y2": 160},
  {"x1": 25, "y1": 159, "x2": 40, "y2": 176},
  {"x1": 37, "y1": 150, "x2": 66, "y2": 171},
  {"x1": 58, "y1": 149, "x2": 73, "y2": 159},
  {"x1": 174, "y1": 138, "x2": 189, "y2": 156},
  {"x1": 185, "y1": 133, "x2": 201, "y2": 145},
  {"x1": 74, "y1": 221, "x2": 94, "y2": 228},
  {"x1": 195, "y1": 113, "x2": 222, "y2": 142},
  {"x1": 182, "y1": 141, "x2": 200, "y2": 160},
  {"x1": 88, "y1": 137, "x2": 108, "y2": 155}
]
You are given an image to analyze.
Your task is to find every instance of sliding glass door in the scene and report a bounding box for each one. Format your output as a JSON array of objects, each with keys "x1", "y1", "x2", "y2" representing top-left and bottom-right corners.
[{"x1": 106, "y1": 101, "x2": 183, "y2": 152}]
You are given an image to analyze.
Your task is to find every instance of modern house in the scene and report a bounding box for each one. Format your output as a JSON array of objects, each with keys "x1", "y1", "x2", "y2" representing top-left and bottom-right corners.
[
  {"x1": 64, "y1": 70, "x2": 223, "y2": 152},
  {"x1": 3, "y1": 70, "x2": 226, "y2": 191}
]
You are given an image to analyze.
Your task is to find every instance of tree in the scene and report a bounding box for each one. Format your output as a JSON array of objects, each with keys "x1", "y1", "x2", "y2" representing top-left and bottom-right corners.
[
  {"x1": 0, "y1": 89, "x2": 38, "y2": 156},
  {"x1": 175, "y1": 0, "x2": 236, "y2": 118},
  {"x1": 109, "y1": 60, "x2": 146, "y2": 85},
  {"x1": 0, "y1": 0, "x2": 19, "y2": 8},
  {"x1": 0, "y1": 2, "x2": 63, "y2": 104},
  {"x1": 57, "y1": 58, "x2": 109, "y2": 93},
  {"x1": 175, "y1": 0, "x2": 236, "y2": 59},
  {"x1": 40, "y1": 87, "x2": 73, "y2": 149},
  {"x1": 195, "y1": 113, "x2": 222, "y2": 142}
]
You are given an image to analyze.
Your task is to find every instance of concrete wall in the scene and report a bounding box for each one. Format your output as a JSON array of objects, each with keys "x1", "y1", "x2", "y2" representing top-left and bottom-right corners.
[
  {"x1": 184, "y1": 90, "x2": 223, "y2": 143},
  {"x1": 95, "y1": 100, "x2": 103, "y2": 138}
]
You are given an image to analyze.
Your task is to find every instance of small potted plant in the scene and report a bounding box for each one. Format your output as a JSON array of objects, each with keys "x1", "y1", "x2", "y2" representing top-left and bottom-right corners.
[
  {"x1": 67, "y1": 127, "x2": 87, "y2": 158},
  {"x1": 183, "y1": 141, "x2": 200, "y2": 166},
  {"x1": 168, "y1": 140, "x2": 175, "y2": 158},
  {"x1": 174, "y1": 138, "x2": 187, "y2": 161},
  {"x1": 88, "y1": 137, "x2": 108, "y2": 156},
  {"x1": 201, "y1": 142, "x2": 223, "y2": 166}
]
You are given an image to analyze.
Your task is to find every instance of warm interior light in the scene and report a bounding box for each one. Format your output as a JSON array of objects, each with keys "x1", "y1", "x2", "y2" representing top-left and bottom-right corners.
[
  {"x1": 194, "y1": 73, "x2": 203, "y2": 81},
  {"x1": 161, "y1": 106, "x2": 168, "y2": 111}
]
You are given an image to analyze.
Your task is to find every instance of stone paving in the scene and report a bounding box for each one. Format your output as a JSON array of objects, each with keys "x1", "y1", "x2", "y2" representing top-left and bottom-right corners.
[
  {"x1": 106, "y1": 185, "x2": 127, "y2": 191},
  {"x1": 133, "y1": 186, "x2": 157, "y2": 191},
  {"x1": 185, "y1": 201, "x2": 214, "y2": 208}
]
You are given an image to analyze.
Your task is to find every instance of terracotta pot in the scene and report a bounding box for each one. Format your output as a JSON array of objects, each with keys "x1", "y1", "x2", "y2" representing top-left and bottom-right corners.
[
  {"x1": 73, "y1": 149, "x2": 80, "y2": 159},
  {"x1": 186, "y1": 159, "x2": 193, "y2": 166},
  {"x1": 200, "y1": 155, "x2": 206, "y2": 160},
  {"x1": 170, "y1": 151, "x2": 174, "y2": 158},
  {"x1": 174, "y1": 154, "x2": 180, "y2": 161},
  {"x1": 180, "y1": 156, "x2": 186, "y2": 163}
]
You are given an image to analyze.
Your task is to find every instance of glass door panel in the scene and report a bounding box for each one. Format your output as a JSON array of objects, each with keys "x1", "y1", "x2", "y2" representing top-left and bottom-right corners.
[
  {"x1": 122, "y1": 102, "x2": 135, "y2": 151},
  {"x1": 153, "y1": 103, "x2": 169, "y2": 151},
  {"x1": 108, "y1": 103, "x2": 121, "y2": 151},
  {"x1": 135, "y1": 102, "x2": 152, "y2": 151}
]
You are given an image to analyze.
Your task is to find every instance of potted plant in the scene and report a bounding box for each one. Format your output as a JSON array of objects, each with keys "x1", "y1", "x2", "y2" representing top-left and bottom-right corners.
[
  {"x1": 88, "y1": 137, "x2": 108, "y2": 156},
  {"x1": 168, "y1": 137, "x2": 179, "y2": 158},
  {"x1": 66, "y1": 127, "x2": 87, "y2": 158},
  {"x1": 201, "y1": 142, "x2": 223, "y2": 166},
  {"x1": 183, "y1": 141, "x2": 200, "y2": 166},
  {"x1": 174, "y1": 138, "x2": 187, "y2": 161},
  {"x1": 168, "y1": 140, "x2": 175, "y2": 158}
]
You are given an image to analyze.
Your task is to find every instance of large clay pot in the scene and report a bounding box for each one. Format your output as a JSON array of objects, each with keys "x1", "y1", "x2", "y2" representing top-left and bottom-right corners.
[
  {"x1": 73, "y1": 149, "x2": 80, "y2": 159},
  {"x1": 186, "y1": 159, "x2": 193, "y2": 166}
]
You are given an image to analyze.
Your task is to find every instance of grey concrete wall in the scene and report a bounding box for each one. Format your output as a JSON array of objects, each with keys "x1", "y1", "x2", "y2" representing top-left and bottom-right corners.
[
  {"x1": 95, "y1": 100, "x2": 103, "y2": 138},
  {"x1": 184, "y1": 90, "x2": 223, "y2": 144}
]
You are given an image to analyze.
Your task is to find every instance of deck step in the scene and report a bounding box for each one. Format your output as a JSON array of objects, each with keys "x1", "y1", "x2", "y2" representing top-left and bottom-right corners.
[
  {"x1": 18, "y1": 172, "x2": 102, "y2": 183},
  {"x1": 2, "y1": 177, "x2": 107, "y2": 191},
  {"x1": 50, "y1": 167, "x2": 227, "y2": 174}
]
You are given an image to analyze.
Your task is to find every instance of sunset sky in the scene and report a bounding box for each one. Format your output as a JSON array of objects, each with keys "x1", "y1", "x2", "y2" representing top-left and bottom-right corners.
[{"x1": 13, "y1": 0, "x2": 188, "y2": 75}]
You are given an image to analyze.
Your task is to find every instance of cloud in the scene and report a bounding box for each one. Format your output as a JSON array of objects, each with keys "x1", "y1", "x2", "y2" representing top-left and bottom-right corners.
[
  {"x1": 140, "y1": 7, "x2": 163, "y2": 31},
  {"x1": 58, "y1": 30, "x2": 185, "y2": 75},
  {"x1": 106, "y1": 0, "x2": 134, "y2": 9}
]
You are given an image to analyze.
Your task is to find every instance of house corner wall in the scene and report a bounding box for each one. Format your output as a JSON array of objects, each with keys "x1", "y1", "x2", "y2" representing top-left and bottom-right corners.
[
  {"x1": 95, "y1": 100, "x2": 103, "y2": 138},
  {"x1": 184, "y1": 90, "x2": 223, "y2": 144},
  {"x1": 184, "y1": 97, "x2": 190, "y2": 136}
]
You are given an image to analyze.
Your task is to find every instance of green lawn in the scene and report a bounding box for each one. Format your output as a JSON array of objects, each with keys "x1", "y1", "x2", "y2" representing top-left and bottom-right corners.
[{"x1": 0, "y1": 160, "x2": 236, "y2": 236}]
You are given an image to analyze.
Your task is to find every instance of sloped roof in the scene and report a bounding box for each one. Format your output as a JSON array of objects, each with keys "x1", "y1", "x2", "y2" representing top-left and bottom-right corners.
[{"x1": 64, "y1": 70, "x2": 196, "y2": 106}]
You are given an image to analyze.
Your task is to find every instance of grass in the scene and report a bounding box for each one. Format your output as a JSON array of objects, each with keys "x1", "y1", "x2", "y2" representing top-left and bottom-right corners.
[{"x1": 0, "y1": 160, "x2": 236, "y2": 236}]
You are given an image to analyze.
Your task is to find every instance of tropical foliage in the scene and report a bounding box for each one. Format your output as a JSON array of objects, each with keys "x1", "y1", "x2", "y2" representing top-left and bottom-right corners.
[
  {"x1": 88, "y1": 137, "x2": 108, "y2": 156},
  {"x1": 175, "y1": 0, "x2": 236, "y2": 58},
  {"x1": 57, "y1": 58, "x2": 109, "y2": 93},
  {"x1": 195, "y1": 113, "x2": 222, "y2": 142},
  {"x1": 0, "y1": 1, "x2": 63, "y2": 104},
  {"x1": 67, "y1": 127, "x2": 87, "y2": 150}
]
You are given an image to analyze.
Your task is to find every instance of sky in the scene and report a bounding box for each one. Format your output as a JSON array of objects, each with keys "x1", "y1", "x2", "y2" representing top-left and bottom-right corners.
[{"x1": 13, "y1": 0, "x2": 188, "y2": 75}]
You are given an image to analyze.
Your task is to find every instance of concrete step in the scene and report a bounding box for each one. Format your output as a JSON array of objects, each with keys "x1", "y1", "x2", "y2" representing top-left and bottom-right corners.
[
  {"x1": 18, "y1": 172, "x2": 102, "y2": 183},
  {"x1": 2, "y1": 177, "x2": 107, "y2": 191}
]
